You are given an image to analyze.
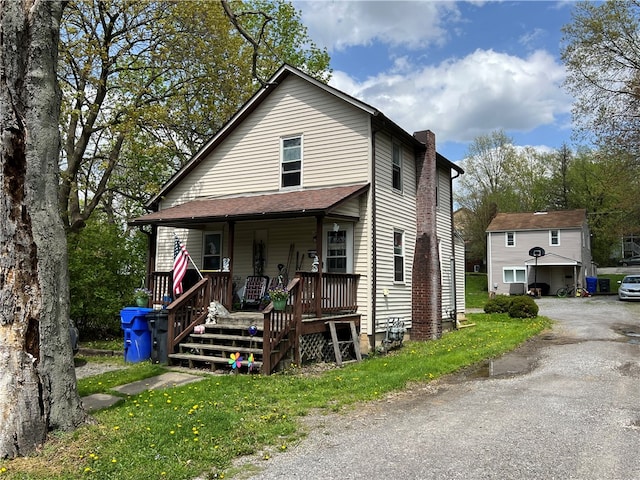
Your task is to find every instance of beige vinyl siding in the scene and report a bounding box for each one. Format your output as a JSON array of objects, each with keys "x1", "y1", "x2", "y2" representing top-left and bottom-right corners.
[
  {"x1": 373, "y1": 132, "x2": 417, "y2": 332},
  {"x1": 160, "y1": 75, "x2": 370, "y2": 209},
  {"x1": 436, "y1": 168, "x2": 455, "y2": 317}
]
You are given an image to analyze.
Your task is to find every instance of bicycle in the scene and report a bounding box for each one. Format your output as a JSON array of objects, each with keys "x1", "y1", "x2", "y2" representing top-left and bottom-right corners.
[{"x1": 556, "y1": 284, "x2": 590, "y2": 298}]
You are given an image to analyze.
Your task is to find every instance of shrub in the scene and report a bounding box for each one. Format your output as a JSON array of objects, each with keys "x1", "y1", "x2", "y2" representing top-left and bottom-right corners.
[
  {"x1": 508, "y1": 295, "x2": 539, "y2": 318},
  {"x1": 484, "y1": 294, "x2": 512, "y2": 314}
]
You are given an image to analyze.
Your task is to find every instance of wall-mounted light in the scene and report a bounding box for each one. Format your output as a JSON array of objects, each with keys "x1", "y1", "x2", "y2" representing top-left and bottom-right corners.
[{"x1": 383, "y1": 288, "x2": 389, "y2": 297}]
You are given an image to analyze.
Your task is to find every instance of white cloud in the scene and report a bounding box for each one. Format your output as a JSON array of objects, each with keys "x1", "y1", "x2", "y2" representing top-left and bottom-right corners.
[
  {"x1": 329, "y1": 49, "x2": 571, "y2": 144},
  {"x1": 296, "y1": 0, "x2": 461, "y2": 51}
]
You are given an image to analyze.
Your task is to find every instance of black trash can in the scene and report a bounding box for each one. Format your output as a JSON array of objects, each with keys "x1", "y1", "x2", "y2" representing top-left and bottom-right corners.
[
  {"x1": 598, "y1": 278, "x2": 610, "y2": 293},
  {"x1": 147, "y1": 310, "x2": 169, "y2": 364}
]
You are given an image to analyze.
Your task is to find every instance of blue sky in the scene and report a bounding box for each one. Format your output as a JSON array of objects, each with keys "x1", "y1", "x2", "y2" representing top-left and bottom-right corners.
[{"x1": 294, "y1": 0, "x2": 578, "y2": 162}]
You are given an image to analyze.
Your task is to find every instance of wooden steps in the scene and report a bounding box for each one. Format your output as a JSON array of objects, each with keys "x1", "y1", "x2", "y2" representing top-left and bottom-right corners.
[{"x1": 168, "y1": 321, "x2": 265, "y2": 373}]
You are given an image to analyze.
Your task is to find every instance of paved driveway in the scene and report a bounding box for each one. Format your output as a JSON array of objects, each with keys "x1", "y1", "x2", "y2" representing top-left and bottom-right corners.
[{"x1": 245, "y1": 296, "x2": 640, "y2": 479}]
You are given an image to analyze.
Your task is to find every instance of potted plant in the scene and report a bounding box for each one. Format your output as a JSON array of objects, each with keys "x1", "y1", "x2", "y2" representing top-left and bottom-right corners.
[
  {"x1": 134, "y1": 287, "x2": 152, "y2": 307},
  {"x1": 267, "y1": 285, "x2": 288, "y2": 311}
]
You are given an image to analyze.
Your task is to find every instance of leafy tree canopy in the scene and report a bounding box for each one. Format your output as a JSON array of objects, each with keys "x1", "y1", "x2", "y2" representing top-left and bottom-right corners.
[
  {"x1": 58, "y1": 0, "x2": 331, "y2": 232},
  {"x1": 561, "y1": 0, "x2": 640, "y2": 156}
]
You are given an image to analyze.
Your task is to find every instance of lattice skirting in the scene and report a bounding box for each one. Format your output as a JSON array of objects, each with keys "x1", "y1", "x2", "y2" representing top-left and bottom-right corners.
[{"x1": 300, "y1": 333, "x2": 326, "y2": 363}]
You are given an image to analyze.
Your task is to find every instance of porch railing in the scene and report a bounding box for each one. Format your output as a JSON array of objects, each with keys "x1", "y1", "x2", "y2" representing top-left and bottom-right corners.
[
  {"x1": 151, "y1": 271, "x2": 231, "y2": 309},
  {"x1": 166, "y1": 277, "x2": 211, "y2": 353},
  {"x1": 262, "y1": 277, "x2": 302, "y2": 375},
  {"x1": 297, "y1": 272, "x2": 360, "y2": 316}
]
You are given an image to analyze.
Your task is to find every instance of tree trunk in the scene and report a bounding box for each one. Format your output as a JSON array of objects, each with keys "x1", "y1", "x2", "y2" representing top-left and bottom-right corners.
[{"x1": 0, "y1": 0, "x2": 86, "y2": 459}]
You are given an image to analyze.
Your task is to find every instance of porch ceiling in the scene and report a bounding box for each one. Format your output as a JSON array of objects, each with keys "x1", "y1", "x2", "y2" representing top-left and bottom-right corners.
[{"x1": 129, "y1": 183, "x2": 369, "y2": 227}]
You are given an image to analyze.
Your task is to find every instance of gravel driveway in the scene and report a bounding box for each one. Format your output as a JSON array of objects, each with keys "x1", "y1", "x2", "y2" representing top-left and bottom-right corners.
[{"x1": 243, "y1": 296, "x2": 640, "y2": 479}]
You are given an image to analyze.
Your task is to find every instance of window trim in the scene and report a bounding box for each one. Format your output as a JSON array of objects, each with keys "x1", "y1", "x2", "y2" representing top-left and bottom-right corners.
[
  {"x1": 393, "y1": 229, "x2": 405, "y2": 283},
  {"x1": 549, "y1": 229, "x2": 560, "y2": 246},
  {"x1": 506, "y1": 231, "x2": 516, "y2": 247},
  {"x1": 503, "y1": 266, "x2": 526, "y2": 284},
  {"x1": 280, "y1": 134, "x2": 303, "y2": 189},
  {"x1": 392, "y1": 142, "x2": 403, "y2": 192}
]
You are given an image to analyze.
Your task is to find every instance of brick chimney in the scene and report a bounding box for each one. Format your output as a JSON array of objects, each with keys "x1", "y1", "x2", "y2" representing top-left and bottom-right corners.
[{"x1": 411, "y1": 130, "x2": 442, "y2": 340}]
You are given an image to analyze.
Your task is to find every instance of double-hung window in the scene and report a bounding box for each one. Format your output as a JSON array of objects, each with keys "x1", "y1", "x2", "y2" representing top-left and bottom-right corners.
[
  {"x1": 202, "y1": 232, "x2": 222, "y2": 270},
  {"x1": 281, "y1": 136, "x2": 302, "y2": 188},
  {"x1": 394, "y1": 230, "x2": 404, "y2": 282},
  {"x1": 392, "y1": 142, "x2": 402, "y2": 192},
  {"x1": 550, "y1": 229, "x2": 560, "y2": 246},
  {"x1": 506, "y1": 231, "x2": 515, "y2": 247}
]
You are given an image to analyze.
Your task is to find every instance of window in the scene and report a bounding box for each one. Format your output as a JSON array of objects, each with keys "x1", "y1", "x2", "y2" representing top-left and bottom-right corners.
[
  {"x1": 326, "y1": 230, "x2": 347, "y2": 273},
  {"x1": 202, "y1": 232, "x2": 222, "y2": 270},
  {"x1": 281, "y1": 136, "x2": 302, "y2": 188},
  {"x1": 392, "y1": 142, "x2": 402, "y2": 191},
  {"x1": 394, "y1": 230, "x2": 404, "y2": 282},
  {"x1": 503, "y1": 267, "x2": 526, "y2": 283},
  {"x1": 550, "y1": 229, "x2": 560, "y2": 246},
  {"x1": 506, "y1": 231, "x2": 515, "y2": 247}
]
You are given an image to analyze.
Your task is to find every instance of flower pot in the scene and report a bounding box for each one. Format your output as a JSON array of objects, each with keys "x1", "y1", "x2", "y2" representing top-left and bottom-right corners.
[
  {"x1": 272, "y1": 299, "x2": 287, "y2": 311},
  {"x1": 135, "y1": 297, "x2": 148, "y2": 307}
]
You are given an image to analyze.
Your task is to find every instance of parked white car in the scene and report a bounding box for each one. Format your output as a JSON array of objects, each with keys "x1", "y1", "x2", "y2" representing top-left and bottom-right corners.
[{"x1": 618, "y1": 275, "x2": 640, "y2": 300}]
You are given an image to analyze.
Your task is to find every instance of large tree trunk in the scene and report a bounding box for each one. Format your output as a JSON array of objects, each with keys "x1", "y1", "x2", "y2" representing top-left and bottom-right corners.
[{"x1": 0, "y1": 0, "x2": 86, "y2": 459}]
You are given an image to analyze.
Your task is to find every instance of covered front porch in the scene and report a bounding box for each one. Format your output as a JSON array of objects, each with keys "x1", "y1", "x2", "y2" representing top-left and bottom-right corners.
[{"x1": 130, "y1": 184, "x2": 370, "y2": 374}]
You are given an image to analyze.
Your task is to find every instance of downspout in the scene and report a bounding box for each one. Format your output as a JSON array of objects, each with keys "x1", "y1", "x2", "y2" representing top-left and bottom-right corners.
[
  {"x1": 449, "y1": 168, "x2": 461, "y2": 328},
  {"x1": 370, "y1": 129, "x2": 378, "y2": 352}
]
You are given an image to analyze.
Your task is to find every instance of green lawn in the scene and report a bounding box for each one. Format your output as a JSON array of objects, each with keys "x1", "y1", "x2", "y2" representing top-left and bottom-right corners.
[
  {"x1": 465, "y1": 272, "x2": 488, "y2": 309},
  {"x1": 1, "y1": 312, "x2": 551, "y2": 480}
]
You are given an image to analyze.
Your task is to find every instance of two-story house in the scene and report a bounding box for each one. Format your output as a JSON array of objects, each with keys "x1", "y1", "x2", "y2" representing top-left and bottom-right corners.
[
  {"x1": 486, "y1": 210, "x2": 594, "y2": 297},
  {"x1": 130, "y1": 64, "x2": 464, "y2": 373}
]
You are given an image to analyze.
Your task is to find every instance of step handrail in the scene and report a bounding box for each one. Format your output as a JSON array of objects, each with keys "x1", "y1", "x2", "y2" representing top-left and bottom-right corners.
[
  {"x1": 166, "y1": 276, "x2": 211, "y2": 353},
  {"x1": 262, "y1": 277, "x2": 301, "y2": 374}
]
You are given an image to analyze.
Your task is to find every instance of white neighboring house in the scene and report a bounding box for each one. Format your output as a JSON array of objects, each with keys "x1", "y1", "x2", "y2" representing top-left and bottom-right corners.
[
  {"x1": 486, "y1": 210, "x2": 595, "y2": 297},
  {"x1": 131, "y1": 64, "x2": 465, "y2": 353}
]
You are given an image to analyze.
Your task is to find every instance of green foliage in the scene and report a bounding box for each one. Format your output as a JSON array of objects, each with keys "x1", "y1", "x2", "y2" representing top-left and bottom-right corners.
[
  {"x1": 561, "y1": 0, "x2": 640, "y2": 156},
  {"x1": 58, "y1": 0, "x2": 331, "y2": 232},
  {"x1": 484, "y1": 294, "x2": 512, "y2": 314},
  {"x1": 4, "y1": 314, "x2": 551, "y2": 479},
  {"x1": 68, "y1": 216, "x2": 147, "y2": 339},
  {"x1": 508, "y1": 296, "x2": 539, "y2": 319}
]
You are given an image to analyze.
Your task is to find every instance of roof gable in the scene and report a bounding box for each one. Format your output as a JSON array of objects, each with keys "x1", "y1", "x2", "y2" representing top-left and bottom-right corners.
[
  {"x1": 486, "y1": 209, "x2": 587, "y2": 232},
  {"x1": 147, "y1": 64, "x2": 461, "y2": 209}
]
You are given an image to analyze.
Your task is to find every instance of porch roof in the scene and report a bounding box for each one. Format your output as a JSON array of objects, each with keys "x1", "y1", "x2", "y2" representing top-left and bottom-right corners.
[{"x1": 129, "y1": 183, "x2": 369, "y2": 227}]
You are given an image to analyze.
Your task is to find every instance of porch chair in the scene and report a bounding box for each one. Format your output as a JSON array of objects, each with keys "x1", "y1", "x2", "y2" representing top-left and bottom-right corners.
[{"x1": 240, "y1": 275, "x2": 269, "y2": 310}]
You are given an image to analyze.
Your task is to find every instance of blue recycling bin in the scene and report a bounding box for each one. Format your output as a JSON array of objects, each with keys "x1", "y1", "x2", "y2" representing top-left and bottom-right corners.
[
  {"x1": 120, "y1": 307, "x2": 153, "y2": 362},
  {"x1": 586, "y1": 277, "x2": 598, "y2": 294}
]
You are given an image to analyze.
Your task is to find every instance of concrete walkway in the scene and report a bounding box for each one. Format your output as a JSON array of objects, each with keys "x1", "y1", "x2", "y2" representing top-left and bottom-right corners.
[{"x1": 81, "y1": 371, "x2": 204, "y2": 411}]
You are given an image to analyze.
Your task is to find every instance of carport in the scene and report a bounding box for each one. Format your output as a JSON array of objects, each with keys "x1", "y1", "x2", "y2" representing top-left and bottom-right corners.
[{"x1": 525, "y1": 253, "x2": 583, "y2": 296}]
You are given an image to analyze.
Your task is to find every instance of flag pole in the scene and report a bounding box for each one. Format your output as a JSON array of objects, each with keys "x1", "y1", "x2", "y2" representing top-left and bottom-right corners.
[
  {"x1": 188, "y1": 253, "x2": 204, "y2": 279},
  {"x1": 175, "y1": 233, "x2": 203, "y2": 279}
]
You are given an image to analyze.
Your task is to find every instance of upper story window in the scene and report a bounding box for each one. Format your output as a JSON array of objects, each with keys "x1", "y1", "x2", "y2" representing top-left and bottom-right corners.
[
  {"x1": 392, "y1": 142, "x2": 402, "y2": 192},
  {"x1": 550, "y1": 229, "x2": 560, "y2": 246},
  {"x1": 281, "y1": 135, "x2": 302, "y2": 188},
  {"x1": 506, "y1": 231, "x2": 516, "y2": 247}
]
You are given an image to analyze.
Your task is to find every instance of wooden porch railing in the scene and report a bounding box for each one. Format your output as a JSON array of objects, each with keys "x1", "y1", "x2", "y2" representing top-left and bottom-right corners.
[
  {"x1": 262, "y1": 277, "x2": 302, "y2": 375},
  {"x1": 297, "y1": 272, "x2": 360, "y2": 316},
  {"x1": 166, "y1": 277, "x2": 211, "y2": 353},
  {"x1": 151, "y1": 271, "x2": 231, "y2": 308}
]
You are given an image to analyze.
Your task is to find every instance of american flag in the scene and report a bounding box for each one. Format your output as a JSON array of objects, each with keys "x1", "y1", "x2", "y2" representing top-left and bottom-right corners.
[{"x1": 173, "y1": 235, "x2": 189, "y2": 296}]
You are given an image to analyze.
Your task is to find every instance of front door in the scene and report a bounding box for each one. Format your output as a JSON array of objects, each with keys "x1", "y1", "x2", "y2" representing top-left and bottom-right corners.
[{"x1": 323, "y1": 223, "x2": 353, "y2": 273}]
